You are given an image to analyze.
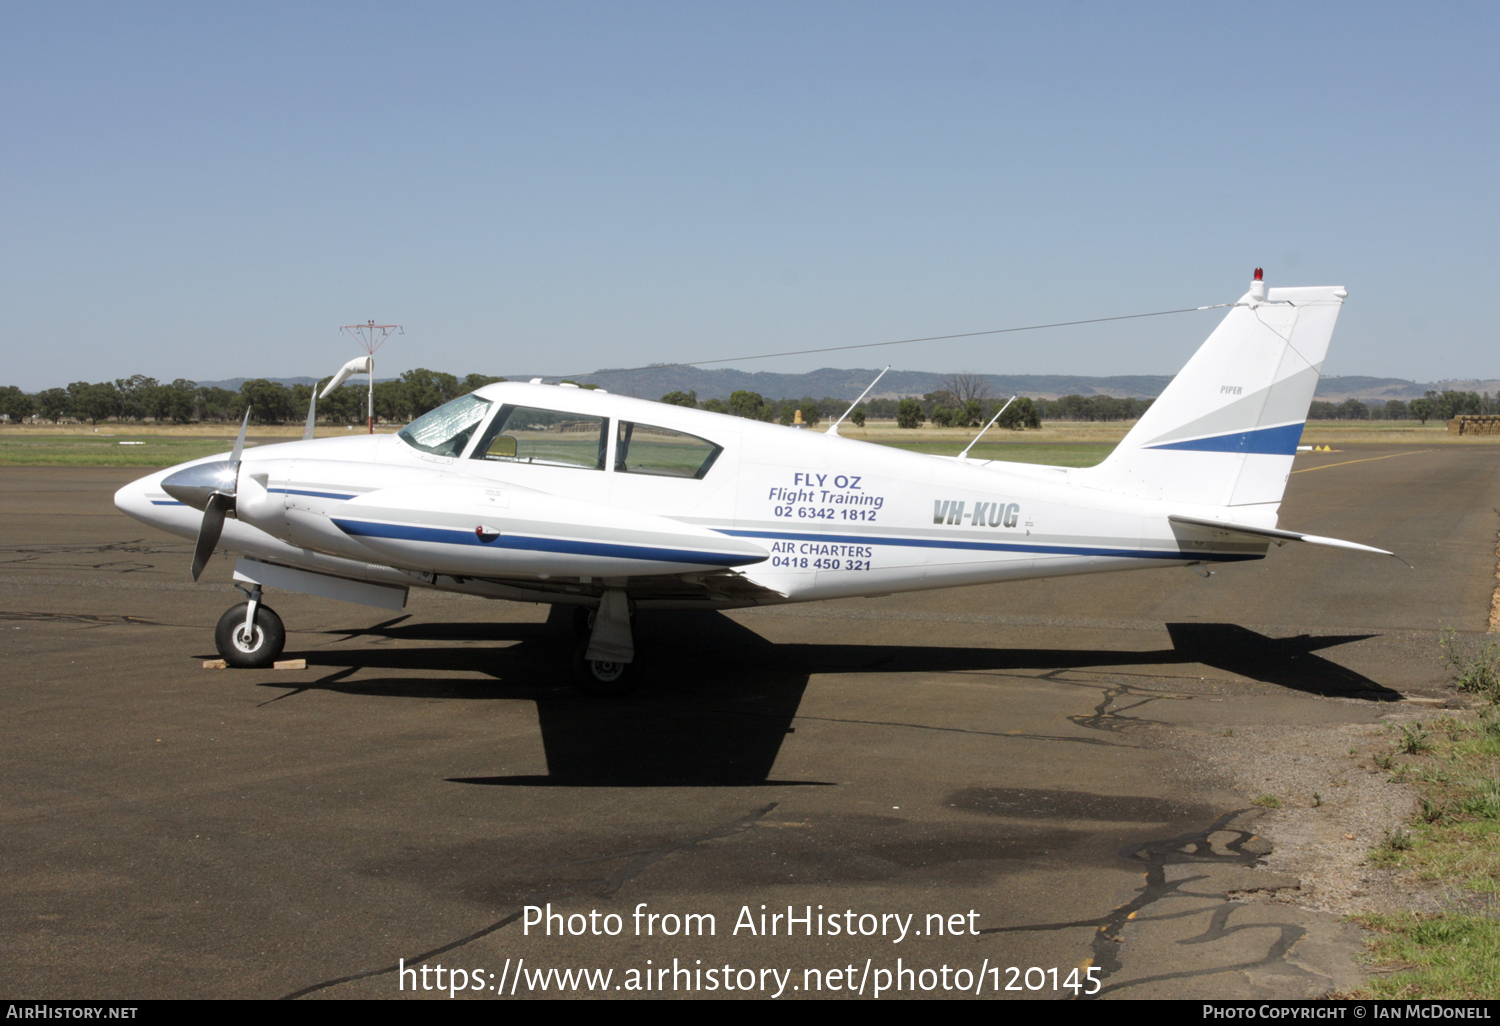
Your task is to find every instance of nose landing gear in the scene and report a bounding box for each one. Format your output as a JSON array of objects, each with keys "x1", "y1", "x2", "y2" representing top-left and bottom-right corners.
[{"x1": 215, "y1": 584, "x2": 285, "y2": 668}]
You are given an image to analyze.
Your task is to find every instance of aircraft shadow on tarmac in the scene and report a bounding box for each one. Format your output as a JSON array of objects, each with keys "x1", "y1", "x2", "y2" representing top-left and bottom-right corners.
[{"x1": 253, "y1": 609, "x2": 1398, "y2": 787}]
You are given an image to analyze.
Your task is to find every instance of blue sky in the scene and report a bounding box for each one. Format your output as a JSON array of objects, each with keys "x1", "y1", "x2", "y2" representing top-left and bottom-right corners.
[{"x1": 3, "y1": 2, "x2": 1496, "y2": 390}]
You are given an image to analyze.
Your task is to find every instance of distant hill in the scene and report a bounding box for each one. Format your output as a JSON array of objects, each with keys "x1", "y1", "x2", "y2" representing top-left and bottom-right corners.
[
  {"x1": 1313, "y1": 376, "x2": 1424, "y2": 399},
  {"x1": 505, "y1": 366, "x2": 1179, "y2": 401},
  {"x1": 535, "y1": 368, "x2": 1487, "y2": 402},
  {"x1": 194, "y1": 376, "x2": 396, "y2": 391},
  {"x1": 180, "y1": 370, "x2": 1497, "y2": 403},
  {"x1": 1313, "y1": 376, "x2": 1500, "y2": 400}
]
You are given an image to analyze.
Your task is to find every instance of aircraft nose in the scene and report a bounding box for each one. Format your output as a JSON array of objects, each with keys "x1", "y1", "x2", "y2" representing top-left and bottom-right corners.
[{"x1": 161, "y1": 460, "x2": 237, "y2": 512}]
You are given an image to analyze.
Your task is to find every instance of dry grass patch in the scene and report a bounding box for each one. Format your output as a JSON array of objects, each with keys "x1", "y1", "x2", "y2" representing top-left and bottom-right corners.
[{"x1": 1300, "y1": 423, "x2": 1500, "y2": 446}]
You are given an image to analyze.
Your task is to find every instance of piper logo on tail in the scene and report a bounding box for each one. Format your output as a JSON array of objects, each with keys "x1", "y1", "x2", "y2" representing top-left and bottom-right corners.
[{"x1": 934, "y1": 500, "x2": 1019, "y2": 528}]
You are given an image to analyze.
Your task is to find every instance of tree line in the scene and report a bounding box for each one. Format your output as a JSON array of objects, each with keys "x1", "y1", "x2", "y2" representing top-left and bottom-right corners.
[
  {"x1": 661, "y1": 385, "x2": 1495, "y2": 430},
  {"x1": 657, "y1": 388, "x2": 1052, "y2": 430},
  {"x1": 7, "y1": 370, "x2": 1482, "y2": 430},
  {"x1": 0, "y1": 370, "x2": 505, "y2": 426},
  {"x1": 1308, "y1": 390, "x2": 1497, "y2": 424},
  {"x1": 654, "y1": 375, "x2": 1154, "y2": 430}
]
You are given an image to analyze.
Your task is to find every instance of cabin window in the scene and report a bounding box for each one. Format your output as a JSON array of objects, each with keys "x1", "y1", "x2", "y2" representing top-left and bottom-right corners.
[
  {"x1": 469, "y1": 405, "x2": 609, "y2": 470},
  {"x1": 397, "y1": 394, "x2": 492, "y2": 457},
  {"x1": 615, "y1": 422, "x2": 722, "y2": 479}
]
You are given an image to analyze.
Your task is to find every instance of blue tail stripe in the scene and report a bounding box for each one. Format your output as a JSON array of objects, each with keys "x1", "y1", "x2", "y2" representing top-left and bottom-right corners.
[{"x1": 1145, "y1": 422, "x2": 1304, "y2": 455}]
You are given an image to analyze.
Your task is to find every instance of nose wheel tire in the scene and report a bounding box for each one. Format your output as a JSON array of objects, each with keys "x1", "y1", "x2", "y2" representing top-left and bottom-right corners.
[
  {"x1": 570, "y1": 641, "x2": 642, "y2": 697},
  {"x1": 215, "y1": 602, "x2": 286, "y2": 669}
]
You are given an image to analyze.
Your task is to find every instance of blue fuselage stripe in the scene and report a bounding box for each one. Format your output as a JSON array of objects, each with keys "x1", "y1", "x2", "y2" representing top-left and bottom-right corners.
[
  {"x1": 269, "y1": 488, "x2": 359, "y2": 500},
  {"x1": 332, "y1": 518, "x2": 766, "y2": 567},
  {"x1": 716, "y1": 528, "x2": 1260, "y2": 563},
  {"x1": 1145, "y1": 422, "x2": 1305, "y2": 455}
]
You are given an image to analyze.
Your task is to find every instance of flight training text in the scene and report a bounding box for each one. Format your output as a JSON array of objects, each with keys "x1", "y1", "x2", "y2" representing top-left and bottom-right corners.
[{"x1": 769, "y1": 472, "x2": 884, "y2": 523}]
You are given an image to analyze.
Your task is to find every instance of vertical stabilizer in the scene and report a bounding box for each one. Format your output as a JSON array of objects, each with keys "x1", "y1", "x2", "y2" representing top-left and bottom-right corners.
[{"x1": 1078, "y1": 272, "x2": 1346, "y2": 511}]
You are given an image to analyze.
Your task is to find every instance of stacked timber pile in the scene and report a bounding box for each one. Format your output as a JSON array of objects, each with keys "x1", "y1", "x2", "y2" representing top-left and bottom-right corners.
[{"x1": 1448, "y1": 415, "x2": 1500, "y2": 435}]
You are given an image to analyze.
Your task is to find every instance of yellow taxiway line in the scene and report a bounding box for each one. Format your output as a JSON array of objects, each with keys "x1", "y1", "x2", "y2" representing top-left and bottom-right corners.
[{"x1": 1291, "y1": 450, "x2": 1429, "y2": 474}]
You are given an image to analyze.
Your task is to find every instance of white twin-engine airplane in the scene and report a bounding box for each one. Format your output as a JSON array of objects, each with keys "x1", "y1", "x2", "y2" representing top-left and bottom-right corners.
[{"x1": 116, "y1": 272, "x2": 1393, "y2": 694}]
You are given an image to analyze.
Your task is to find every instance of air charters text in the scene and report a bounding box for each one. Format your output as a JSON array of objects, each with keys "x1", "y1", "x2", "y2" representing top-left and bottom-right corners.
[{"x1": 523, "y1": 903, "x2": 980, "y2": 943}]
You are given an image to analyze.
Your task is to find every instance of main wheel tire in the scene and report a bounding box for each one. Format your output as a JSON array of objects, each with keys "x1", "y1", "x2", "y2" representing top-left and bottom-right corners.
[
  {"x1": 214, "y1": 602, "x2": 286, "y2": 669},
  {"x1": 570, "y1": 640, "x2": 642, "y2": 697},
  {"x1": 571, "y1": 605, "x2": 597, "y2": 638}
]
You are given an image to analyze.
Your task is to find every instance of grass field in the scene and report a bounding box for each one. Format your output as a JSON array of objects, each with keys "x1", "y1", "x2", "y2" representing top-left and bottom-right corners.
[
  {"x1": 1297, "y1": 421, "x2": 1494, "y2": 445},
  {"x1": 0, "y1": 418, "x2": 1490, "y2": 467},
  {"x1": 0, "y1": 434, "x2": 248, "y2": 466},
  {"x1": 1348, "y1": 635, "x2": 1500, "y2": 1000},
  {"x1": 874, "y1": 440, "x2": 1115, "y2": 467},
  {"x1": 0, "y1": 426, "x2": 393, "y2": 466},
  {"x1": 1351, "y1": 709, "x2": 1500, "y2": 999}
]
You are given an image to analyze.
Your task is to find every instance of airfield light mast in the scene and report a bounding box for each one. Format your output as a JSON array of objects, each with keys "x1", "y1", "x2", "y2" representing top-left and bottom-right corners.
[{"x1": 339, "y1": 320, "x2": 403, "y2": 433}]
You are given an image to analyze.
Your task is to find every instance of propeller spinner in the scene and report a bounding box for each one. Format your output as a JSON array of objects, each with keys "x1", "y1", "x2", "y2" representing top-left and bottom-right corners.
[{"x1": 161, "y1": 409, "x2": 250, "y2": 580}]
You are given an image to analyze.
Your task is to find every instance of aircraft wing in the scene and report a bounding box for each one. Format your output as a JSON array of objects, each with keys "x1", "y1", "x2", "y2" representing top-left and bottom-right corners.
[
  {"x1": 442, "y1": 565, "x2": 788, "y2": 608},
  {"x1": 597, "y1": 567, "x2": 789, "y2": 605},
  {"x1": 1166, "y1": 514, "x2": 1396, "y2": 557}
]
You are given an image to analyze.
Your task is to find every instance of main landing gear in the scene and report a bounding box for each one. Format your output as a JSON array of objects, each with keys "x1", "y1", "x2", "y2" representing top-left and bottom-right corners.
[
  {"x1": 215, "y1": 583, "x2": 285, "y2": 668},
  {"x1": 205, "y1": 583, "x2": 637, "y2": 694},
  {"x1": 569, "y1": 590, "x2": 642, "y2": 697}
]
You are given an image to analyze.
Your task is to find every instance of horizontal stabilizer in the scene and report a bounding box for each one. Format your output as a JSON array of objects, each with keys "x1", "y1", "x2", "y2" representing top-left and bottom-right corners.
[{"x1": 1167, "y1": 514, "x2": 1399, "y2": 559}]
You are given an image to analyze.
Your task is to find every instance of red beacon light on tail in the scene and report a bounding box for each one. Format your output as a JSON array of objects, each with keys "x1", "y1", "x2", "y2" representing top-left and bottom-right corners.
[{"x1": 1249, "y1": 267, "x2": 1267, "y2": 304}]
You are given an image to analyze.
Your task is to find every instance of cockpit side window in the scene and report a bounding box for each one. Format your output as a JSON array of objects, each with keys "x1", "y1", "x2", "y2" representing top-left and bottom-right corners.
[
  {"x1": 470, "y1": 405, "x2": 608, "y2": 470},
  {"x1": 396, "y1": 394, "x2": 492, "y2": 457},
  {"x1": 615, "y1": 422, "x2": 722, "y2": 479}
]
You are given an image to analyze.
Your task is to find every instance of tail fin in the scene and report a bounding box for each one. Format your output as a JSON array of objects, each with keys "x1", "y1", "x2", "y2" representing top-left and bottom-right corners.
[{"x1": 1079, "y1": 275, "x2": 1346, "y2": 511}]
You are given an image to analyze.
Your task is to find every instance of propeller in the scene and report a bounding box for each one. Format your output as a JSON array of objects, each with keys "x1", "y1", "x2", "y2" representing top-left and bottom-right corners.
[{"x1": 161, "y1": 408, "x2": 250, "y2": 580}]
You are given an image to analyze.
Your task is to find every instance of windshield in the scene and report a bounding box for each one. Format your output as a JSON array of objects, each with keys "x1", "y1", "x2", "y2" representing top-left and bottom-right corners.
[{"x1": 397, "y1": 394, "x2": 492, "y2": 457}]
